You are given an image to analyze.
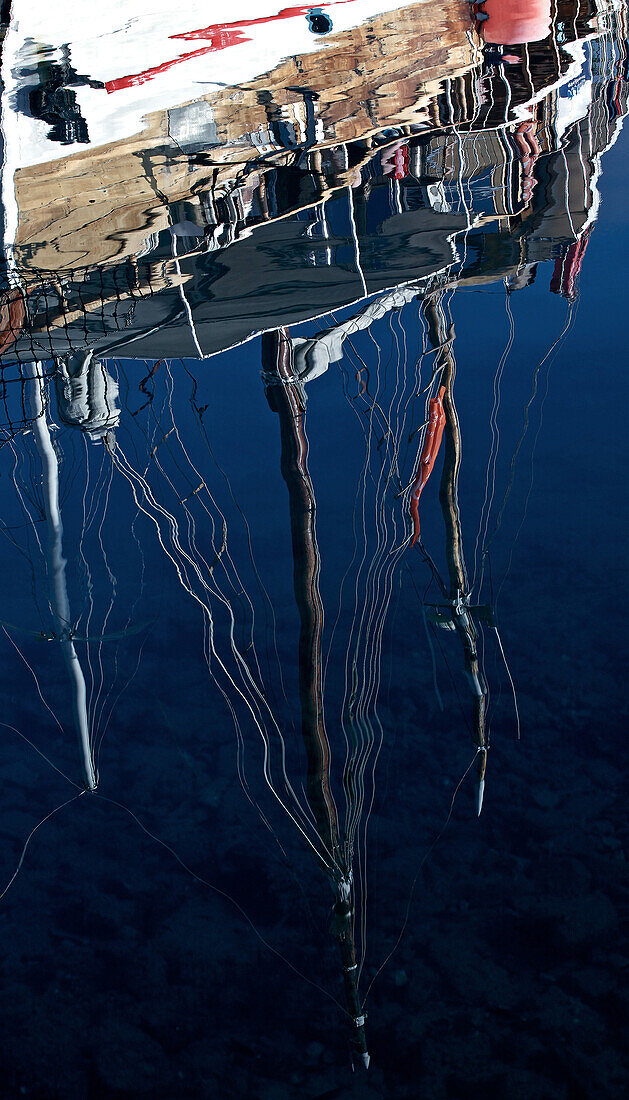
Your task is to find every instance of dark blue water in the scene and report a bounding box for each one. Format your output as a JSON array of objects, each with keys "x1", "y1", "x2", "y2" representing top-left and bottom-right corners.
[{"x1": 2, "y1": 19, "x2": 629, "y2": 1100}]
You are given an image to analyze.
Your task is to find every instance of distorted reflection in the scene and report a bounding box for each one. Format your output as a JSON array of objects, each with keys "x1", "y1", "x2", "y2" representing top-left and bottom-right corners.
[{"x1": 0, "y1": 1, "x2": 626, "y2": 1093}]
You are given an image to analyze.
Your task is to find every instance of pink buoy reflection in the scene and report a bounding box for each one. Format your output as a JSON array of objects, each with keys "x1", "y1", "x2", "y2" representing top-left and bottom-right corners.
[{"x1": 480, "y1": 0, "x2": 551, "y2": 45}]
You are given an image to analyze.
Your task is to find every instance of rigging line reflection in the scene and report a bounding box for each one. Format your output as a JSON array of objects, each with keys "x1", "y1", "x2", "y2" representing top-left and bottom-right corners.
[
  {"x1": 167, "y1": 356, "x2": 293, "y2": 720},
  {"x1": 0, "y1": 792, "x2": 88, "y2": 903},
  {"x1": 482, "y1": 297, "x2": 578, "y2": 597},
  {"x1": 0, "y1": 719, "x2": 82, "y2": 788},
  {"x1": 1, "y1": 623, "x2": 66, "y2": 736},
  {"x1": 328, "y1": 299, "x2": 440, "y2": 981},
  {"x1": 95, "y1": 792, "x2": 349, "y2": 1018},
  {"x1": 362, "y1": 748, "x2": 480, "y2": 1006},
  {"x1": 102, "y1": 416, "x2": 336, "y2": 872},
  {"x1": 471, "y1": 282, "x2": 516, "y2": 595},
  {"x1": 161, "y1": 362, "x2": 263, "y2": 675},
  {"x1": 498, "y1": 296, "x2": 581, "y2": 606}
]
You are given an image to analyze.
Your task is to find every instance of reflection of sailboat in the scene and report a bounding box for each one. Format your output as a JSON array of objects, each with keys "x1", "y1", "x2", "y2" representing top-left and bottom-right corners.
[
  {"x1": 1, "y1": 0, "x2": 628, "y2": 1076},
  {"x1": 1, "y1": 0, "x2": 626, "y2": 366}
]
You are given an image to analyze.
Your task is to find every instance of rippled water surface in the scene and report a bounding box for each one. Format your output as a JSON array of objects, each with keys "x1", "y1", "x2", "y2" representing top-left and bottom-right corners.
[{"x1": 0, "y1": 3, "x2": 628, "y2": 1098}]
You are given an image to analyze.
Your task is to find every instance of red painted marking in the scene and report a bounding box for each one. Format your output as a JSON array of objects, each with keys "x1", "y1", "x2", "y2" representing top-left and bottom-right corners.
[
  {"x1": 409, "y1": 386, "x2": 446, "y2": 547},
  {"x1": 380, "y1": 139, "x2": 407, "y2": 175},
  {"x1": 106, "y1": 33, "x2": 248, "y2": 92},
  {"x1": 550, "y1": 230, "x2": 590, "y2": 301},
  {"x1": 172, "y1": 6, "x2": 335, "y2": 42},
  {"x1": 393, "y1": 144, "x2": 408, "y2": 180},
  {"x1": 106, "y1": 2, "x2": 355, "y2": 94}
]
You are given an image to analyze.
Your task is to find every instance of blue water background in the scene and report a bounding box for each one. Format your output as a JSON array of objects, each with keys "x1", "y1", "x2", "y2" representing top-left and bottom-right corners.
[{"x1": 0, "y1": 133, "x2": 628, "y2": 1100}]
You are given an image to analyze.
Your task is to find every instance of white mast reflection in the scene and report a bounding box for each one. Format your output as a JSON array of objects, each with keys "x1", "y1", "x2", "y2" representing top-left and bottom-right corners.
[{"x1": 24, "y1": 360, "x2": 97, "y2": 791}]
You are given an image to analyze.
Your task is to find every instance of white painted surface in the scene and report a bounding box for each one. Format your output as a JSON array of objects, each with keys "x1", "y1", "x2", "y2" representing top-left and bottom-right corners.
[{"x1": 2, "y1": 0, "x2": 415, "y2": 169}]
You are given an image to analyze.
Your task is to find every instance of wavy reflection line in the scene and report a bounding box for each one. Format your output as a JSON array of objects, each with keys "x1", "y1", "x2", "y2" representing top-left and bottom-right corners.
[
  {"x1": 104, "y1": 434, "x2": 343, "y2": 875},
  {"x1": 471, "y1": 284, "x2": 516, "y2": 595}
]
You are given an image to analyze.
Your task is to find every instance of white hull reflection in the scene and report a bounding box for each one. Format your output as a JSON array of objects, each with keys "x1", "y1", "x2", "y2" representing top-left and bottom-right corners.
[{"x1": 2, "y1": 0, "x2": 411, "y2": 168}]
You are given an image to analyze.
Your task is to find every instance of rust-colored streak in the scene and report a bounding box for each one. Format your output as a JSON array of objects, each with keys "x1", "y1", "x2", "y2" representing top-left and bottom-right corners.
[
  {"x1": 409, "y1": 384, "x2": 446, "y2": 546},
  {"x1": 0, "y1": 289, "x2": 26, "y2": 355}
]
